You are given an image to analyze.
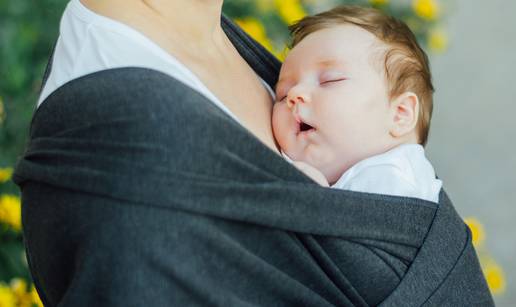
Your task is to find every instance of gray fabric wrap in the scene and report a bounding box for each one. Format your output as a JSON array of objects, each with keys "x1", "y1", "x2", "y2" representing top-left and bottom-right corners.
[{"x1": 12, "y1": 15, "x2": 493, "y2": 307}]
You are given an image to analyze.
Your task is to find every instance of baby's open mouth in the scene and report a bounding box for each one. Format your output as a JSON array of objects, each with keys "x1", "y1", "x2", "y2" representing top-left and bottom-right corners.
[
  {"x1": 293, "y1": 113, "x2": 315, "y2": 134},
  {"x1": 299, "y1": 122, "x2": 315, "y2": 133},
  {"x1": 300, "y1": 122, "x2": 313, "y2": 132}
]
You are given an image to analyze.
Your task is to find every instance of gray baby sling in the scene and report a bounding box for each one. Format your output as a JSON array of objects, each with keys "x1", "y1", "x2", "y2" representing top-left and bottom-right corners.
[{"x1": 12, "y1": 15, "x2": 493, "y2": 307}]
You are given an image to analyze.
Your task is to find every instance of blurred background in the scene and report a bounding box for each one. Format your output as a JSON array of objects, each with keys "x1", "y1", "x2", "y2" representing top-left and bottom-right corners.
[{"x1": 0, "y1": 0, "x2": 513, "y2": 305}]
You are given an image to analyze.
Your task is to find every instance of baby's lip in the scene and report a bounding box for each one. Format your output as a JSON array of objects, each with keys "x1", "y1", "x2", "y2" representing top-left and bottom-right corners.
[{"x1": 293, "y1": 113, "x2": 316, "y2": 134}]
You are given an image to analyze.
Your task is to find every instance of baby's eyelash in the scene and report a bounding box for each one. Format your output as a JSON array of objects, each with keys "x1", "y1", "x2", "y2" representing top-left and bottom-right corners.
[{"x1": 321, "y1": 78, "x2": 346, "y2": 85}]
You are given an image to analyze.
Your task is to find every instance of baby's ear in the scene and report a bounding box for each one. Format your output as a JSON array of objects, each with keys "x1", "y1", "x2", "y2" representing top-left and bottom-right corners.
[{"x1": 389, "y1": 92, "x2": 419, "y2": 138}]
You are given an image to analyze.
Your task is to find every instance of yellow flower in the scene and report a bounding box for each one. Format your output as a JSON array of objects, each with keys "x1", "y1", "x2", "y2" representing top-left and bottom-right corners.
[
  {"x1": 9, "y1": 279, "x2": 27, "y2": 298},
  {"x1": 369, "y1": 0, "x2": 389, "y2": 5},
  {"x1": 0, "y1": 167, "x2": 14, "y2": 183},
  {"x1": 9, "y1": 279, "x2": 33, "y2": 307},
  {"x1": 412, "y1": 0, "x2": 440, "y2": 21},
  {"x1": 0, "y1": 283, "x2": 16, "y2": 307},
  {"x1": 428, "y1": 28, "x2": 448, "y2": 53},
  {"x1": 0, "y1": 194, "x2": 22, "y2": 231},
  {"x1": 483, "y1": 260, "x2": 506, "y2": 294},
  {"x1": 464, "y1": 217, "x2": 485, "y2": 248},
  {"x1": 274, "y1": 0, "x2": 307, "y2": 25},
  {"x1": 30, "y1": 285, "x2": 43, "y2": 307},
  {"x1": 235, "y1": 17, "x2": 275, "y2": 53}
]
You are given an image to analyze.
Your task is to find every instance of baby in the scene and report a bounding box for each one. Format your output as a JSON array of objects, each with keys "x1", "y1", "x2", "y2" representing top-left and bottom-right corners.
[{"x1": 272, "y1": 5, "x2": 443, "y2": 202}]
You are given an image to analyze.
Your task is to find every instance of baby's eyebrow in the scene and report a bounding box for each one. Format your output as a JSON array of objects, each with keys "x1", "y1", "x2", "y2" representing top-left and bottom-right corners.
[{"x1": 317, "y1": 58, "x2": 345, "y2": 68}]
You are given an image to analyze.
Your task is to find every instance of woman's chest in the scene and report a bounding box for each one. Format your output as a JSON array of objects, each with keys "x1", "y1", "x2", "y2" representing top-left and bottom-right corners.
[{"x1": 196, "y1": 67, "x2": 280, "y2": 153}]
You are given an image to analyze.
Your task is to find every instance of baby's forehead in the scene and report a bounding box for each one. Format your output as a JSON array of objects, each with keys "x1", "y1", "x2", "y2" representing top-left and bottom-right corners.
[
  {"x1": 290, "y1": 25, "x2": 388, "y2": 65},
  {"x1": 283, "y1": 38, "x2": 388, "y2": 78}
]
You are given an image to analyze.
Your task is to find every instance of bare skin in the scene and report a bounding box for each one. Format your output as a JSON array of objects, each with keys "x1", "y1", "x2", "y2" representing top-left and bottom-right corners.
[
  {"x1": 291, "y1": 161, "x2": 330, "y2": 187},
  {"x1": 80, "y1": 0, "x2": 280, "y2": 154}
]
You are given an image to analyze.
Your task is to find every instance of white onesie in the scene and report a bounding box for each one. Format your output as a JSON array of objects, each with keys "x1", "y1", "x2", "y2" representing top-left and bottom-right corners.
[{"x1": 331, "y1": 144, "x2": 442, "y2": 203}]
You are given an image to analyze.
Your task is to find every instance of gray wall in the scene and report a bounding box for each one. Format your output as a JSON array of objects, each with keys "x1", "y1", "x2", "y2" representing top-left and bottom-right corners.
[{"x1": 426, "y1": 0, "x2": 516, "y2": 305}]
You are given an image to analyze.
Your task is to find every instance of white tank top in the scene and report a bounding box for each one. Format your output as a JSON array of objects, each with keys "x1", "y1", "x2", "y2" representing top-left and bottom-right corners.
[{"x1": 38, "y1": 0, "x2": 275, "y2": 127}]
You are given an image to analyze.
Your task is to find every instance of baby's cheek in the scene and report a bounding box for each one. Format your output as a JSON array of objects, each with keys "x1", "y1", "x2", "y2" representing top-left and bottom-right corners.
[
  {"x1": 271, "y1": 103, "x2": 293, "y2": 150},
  {"x1": 271, "y1": 103, "x2": 287, "y2": 135}
]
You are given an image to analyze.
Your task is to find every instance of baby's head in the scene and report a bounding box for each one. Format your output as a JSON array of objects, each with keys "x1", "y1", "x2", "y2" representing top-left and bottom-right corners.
[{"x1": 272, "y1": 5, "x2": 434, "y2": 184}]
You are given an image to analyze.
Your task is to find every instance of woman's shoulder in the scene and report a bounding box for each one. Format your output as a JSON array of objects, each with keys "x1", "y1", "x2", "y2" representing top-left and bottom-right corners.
[
  {"x1": 38, "y1": 0, "x2": 201, "y2": 108},
  {"x1": 35, "y1": 67, "x2": 223, "y2": 132}
]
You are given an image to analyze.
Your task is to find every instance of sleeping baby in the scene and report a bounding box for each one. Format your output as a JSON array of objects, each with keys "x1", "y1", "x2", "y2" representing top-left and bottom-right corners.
[{"x1": 272, "y1": 5, "x2": 442, "y2": 202}]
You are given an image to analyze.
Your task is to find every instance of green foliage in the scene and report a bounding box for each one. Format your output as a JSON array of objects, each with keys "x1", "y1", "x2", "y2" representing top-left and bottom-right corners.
[
  {"x1": 0, "y1": 228, "x2": 28, "y2": 281},
  {"x1": 0, "y1": 0, "x2": 68, "y2": 300},
  {"x1": 0, "y1": 0, "x2": 68, "y2": 169}
]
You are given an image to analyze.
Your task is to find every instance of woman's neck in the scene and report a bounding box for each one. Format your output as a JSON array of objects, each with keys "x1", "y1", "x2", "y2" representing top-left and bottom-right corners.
[
  {"x1": 140, "y1": 0, "x2": 224, "y2": 42},
  {"x1": 80, "y1": 0, "x2": 229, "y2": 56}
]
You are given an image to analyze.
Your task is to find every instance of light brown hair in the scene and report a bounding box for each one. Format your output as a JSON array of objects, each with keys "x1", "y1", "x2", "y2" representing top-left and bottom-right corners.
[{"x1": 289, "y1": 5, "x2": 434, "y2": 146}]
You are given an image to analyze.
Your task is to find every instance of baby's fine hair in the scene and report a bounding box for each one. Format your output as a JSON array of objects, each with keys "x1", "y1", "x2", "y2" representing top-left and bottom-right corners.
[{"x1": 289, "y1": 5, "x2": 434, "y2": 146}]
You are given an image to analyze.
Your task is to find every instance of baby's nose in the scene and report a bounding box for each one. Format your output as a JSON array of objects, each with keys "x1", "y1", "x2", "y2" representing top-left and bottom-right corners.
[{"x1": 287, "y1": 95, "x2": 305, "y2": 109}]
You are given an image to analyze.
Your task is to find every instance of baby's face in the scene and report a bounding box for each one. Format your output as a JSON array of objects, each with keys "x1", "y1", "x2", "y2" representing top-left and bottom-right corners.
[{"x1": 273, "y1": 25, "x2": 395, "y2": 183}]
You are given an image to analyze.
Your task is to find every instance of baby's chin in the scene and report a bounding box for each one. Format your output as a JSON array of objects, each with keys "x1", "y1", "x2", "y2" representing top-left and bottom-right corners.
[
  {"x1": 284, "y1": 143, "x2": 324, "y2": 168},
  {"x1": 287, "y1": 148, "x2": 347, "y2": 182},
  {"x1": 274, "y1": 129, "x2": 302, "y2": 159},
  {"x1": 280, "y1": 136, "x2": 308, "y2": 159}
]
